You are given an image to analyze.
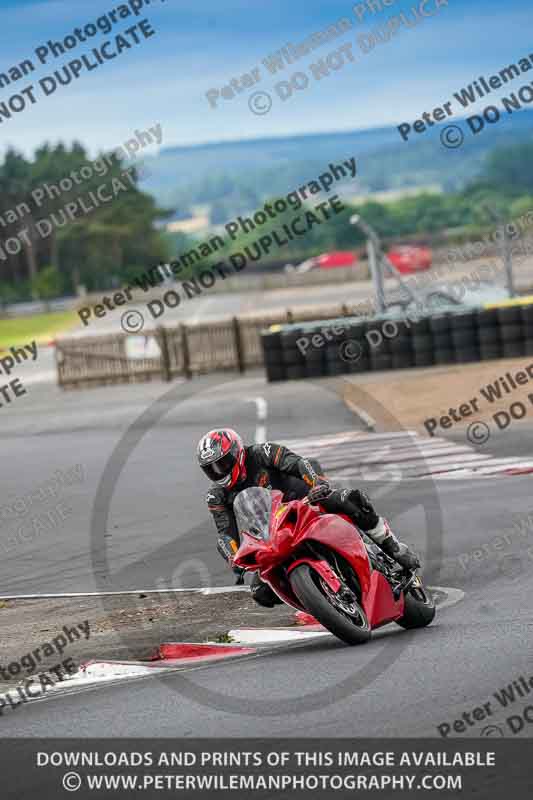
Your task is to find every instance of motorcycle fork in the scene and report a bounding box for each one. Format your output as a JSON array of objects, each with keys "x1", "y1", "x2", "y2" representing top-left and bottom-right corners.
[
  {"x1": 305, "y1": 542, "x2": 362, "y2": 600},
  {"x1": 391, "y1": 570, "x2": 419, "y2": 600},
  {"x1": 364, "y1": 546, "x2": 414, "y2": 599}
]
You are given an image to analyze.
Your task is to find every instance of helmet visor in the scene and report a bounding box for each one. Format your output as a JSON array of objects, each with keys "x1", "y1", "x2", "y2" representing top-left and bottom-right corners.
[{"x1": 201, "y1": 451, "x2": 237, "y2": 482}]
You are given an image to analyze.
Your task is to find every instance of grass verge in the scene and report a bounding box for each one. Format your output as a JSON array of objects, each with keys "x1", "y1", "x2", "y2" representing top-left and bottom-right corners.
[{"x1": 0, "y1": 310, "x2": 77, "y2": 351}]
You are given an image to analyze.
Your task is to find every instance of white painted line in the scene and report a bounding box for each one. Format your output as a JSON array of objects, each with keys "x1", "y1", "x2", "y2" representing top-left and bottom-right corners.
[
  {"x1": 330, "y1": 450, "x2": 489, "y2": 469},
  {"x1": 331, "y1": 439, "x2": 465, "y2": 454},
  {"x1": 329, "y1": 468, "x2": 398, "y2": 479},
  {"x1": 293, "y1": 439, "x2": 462, "y2": 461},
  {"x1": 247, "y1": 396, "x2": 267, "y2": 443},
  {"x1": 436, "y1": 470, "x2": 533, "y2": 479},
  {"x1": 344, "y1": 402, "x2": 376, "y2": 432},
  {"x1": 284, "y1": 431, "x2": 419, "y2": 449},
  {"x1": 333, "y1": 463, "x2": 496, "y2": 479},
  {"x1": 80, "y1": 661, "x2": 171, "y2": 680},
  {"x1": 201, "y1": 585, "x2": 249, "y2": 595},
  {"x1": 48, "y1": 671, "x2": 158, "y2": 691},
  {"x1": 434, "y1": 471, "x2": 485, "y2": 479},
  {"x1": 288, "y1": 429, "x2": 533, "y2": 481},
  {"x1": 303, "y1": 437, "x2": 462, "y2": 457},
  {"x1": 228, "y1": 628, "x2": 330, "y2": 644},
  {"x1": 347, "y1": 443, "x2": 475, "y2": 460},
  {"x1": 419, "y1": 458, "x2": 533, "y2": 478},
  {"x1": 394, "y1": 454, "x2": 503, "y2": 470},
  {"x1": 0, "y1": 585, "x2": 248, "y2": 601},
  {"x1": 470, "y1": 458, "x2": 533, "y2": 471},
  {"x1": 329, "y1": 459, "x2": 491, "y2": 480}
]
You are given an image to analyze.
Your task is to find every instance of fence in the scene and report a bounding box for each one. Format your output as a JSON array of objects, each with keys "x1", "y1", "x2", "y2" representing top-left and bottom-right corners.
[{"x1": 55, "y1": 303, "x2": 366, "y2": 388}]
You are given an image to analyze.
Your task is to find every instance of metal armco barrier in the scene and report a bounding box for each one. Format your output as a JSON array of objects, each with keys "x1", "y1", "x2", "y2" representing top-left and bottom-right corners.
[
  {"x1": 261, "y1": 304, "x2": 533, "y2": 382},
  {"x1": 55, "y1": 304, "x2": 364, "y2": 388}
]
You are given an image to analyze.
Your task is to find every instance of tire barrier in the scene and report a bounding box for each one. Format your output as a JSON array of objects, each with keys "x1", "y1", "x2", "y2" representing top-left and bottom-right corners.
[{"x1": 261, "y1": 303, "x2": 533, "y2": 382}]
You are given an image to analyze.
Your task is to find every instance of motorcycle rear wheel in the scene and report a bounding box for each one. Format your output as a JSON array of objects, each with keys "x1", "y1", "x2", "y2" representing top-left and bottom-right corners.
[
  {"x1": 289, "y1": 564, "x2": 371, "y2": 646},
  {"x1": 395, "y1": 583, "x2": 435, "y2": 629}
]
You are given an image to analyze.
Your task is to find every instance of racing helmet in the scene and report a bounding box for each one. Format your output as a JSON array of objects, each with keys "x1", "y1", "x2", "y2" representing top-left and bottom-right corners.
[{"x1": 197, "y1": 429, "x2": 246, "y2": 488}]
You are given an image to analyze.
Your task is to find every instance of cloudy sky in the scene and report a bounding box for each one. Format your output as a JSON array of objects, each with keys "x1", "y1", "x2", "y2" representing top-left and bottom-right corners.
[{"x1": 0, "y1": 0, "x2": 530, "y2": 157}]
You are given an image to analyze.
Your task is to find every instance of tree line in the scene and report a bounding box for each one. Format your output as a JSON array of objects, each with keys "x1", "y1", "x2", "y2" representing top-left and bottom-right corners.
[
  {"x1": 1, "y1": 139, "x2": 532, "y2": 302},
  {"x1": 0, "y1": 142, "x2": 171, "y2": 302}
]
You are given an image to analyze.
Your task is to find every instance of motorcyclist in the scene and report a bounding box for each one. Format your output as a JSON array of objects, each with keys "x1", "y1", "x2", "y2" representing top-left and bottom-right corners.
[{"x1": 198, "y1": 428, "x2": 420, "y2": 607}]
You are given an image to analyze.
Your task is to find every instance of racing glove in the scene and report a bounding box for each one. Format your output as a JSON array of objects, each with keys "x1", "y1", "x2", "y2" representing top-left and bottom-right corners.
[
  {"x1": 306, "y1": 480, "x2": 332, "y2": 505},
  {"x1": 217, "y1": 535, "x2": 238, "y2": 563},
  {"x1": 217, "y1": 536, "x2": 245, "y2": 583}
]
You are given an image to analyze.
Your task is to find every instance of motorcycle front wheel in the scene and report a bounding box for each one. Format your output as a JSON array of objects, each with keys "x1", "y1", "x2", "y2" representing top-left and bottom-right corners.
[
  {"x1": 289, "y1": 564, "x2": 371, "y2": 646},
  {"x1": 395, "y1": 580, "x2": 435, "y2": 630}
]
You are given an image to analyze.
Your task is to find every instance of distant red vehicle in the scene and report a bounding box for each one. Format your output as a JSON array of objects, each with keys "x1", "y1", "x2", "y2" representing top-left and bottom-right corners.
[
  {"x1": 387, "y1": 245, "x2": 432, "y2": 274},
  {"x1": 315, "y1": 251, "x2": 359, "y2": 269},
  {"x1": 288, "y1": 250, "x2": 359, "y2": 274}
]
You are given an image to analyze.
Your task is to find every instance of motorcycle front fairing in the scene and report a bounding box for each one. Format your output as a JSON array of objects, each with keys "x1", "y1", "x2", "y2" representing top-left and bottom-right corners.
[
  {"x1": 291, "y1": 513, "x2": 405, "y2": 625},
  {"x1": 233, "y1": 488, "x2": 317, "y2": 610},
  {"x1": 234, "y1": 489, "x2": 363, "y2": 611},
  {"x1": 234, "y1": 486, "x2": 313, "y2": 564}
]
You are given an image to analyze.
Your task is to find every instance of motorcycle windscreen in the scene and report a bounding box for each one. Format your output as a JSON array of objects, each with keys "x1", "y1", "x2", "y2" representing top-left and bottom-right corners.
[{"x1": 233, "y1": 487, "x2": 273, "y2": 541}]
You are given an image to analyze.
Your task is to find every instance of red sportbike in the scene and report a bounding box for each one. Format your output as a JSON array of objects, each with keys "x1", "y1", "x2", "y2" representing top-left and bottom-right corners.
[{"x1": 233, "y1": 487, "x2": 435, "y2": 645}]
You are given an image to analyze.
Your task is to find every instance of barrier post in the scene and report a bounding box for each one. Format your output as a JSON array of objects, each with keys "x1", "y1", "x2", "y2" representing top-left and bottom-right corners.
[
  {"x1": 232, "y1": 317, "x2": 245, "y2": 373},
  {"x1": 180, "y1": 324, "x2": 192, "y2": 379},
  {"x1": 157, "y1": 326, "x2": 171, "y2": 382}
]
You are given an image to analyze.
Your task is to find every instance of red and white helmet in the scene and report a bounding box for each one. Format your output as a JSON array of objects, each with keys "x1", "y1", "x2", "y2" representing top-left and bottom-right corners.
[{"x1": 197, "y1": 429, "x2": 246, "y2": 488}]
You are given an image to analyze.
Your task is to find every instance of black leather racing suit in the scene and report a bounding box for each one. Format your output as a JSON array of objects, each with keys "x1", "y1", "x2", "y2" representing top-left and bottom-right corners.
[{"x1": 206, "y1": 442, "x2": 381, "y2": 605}]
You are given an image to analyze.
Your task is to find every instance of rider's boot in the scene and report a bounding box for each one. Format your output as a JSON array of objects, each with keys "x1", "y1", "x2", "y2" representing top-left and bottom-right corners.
[
  {"x1": 365, "y1": 518, "x2": 420, "y2": 570},
  {"x1": 250, "y1": 572, "x2": 283, "y2": 608}
]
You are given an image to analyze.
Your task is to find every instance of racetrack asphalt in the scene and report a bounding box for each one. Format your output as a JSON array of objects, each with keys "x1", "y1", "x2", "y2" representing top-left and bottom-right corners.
[{"x1": 2, "y1": 370, "x2": 533, "y2": 738}]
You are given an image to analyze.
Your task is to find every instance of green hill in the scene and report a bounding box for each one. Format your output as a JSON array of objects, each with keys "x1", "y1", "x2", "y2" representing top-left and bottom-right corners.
[{"x1": 140, "y1": 110, "x2": 533, "y2": 221}]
